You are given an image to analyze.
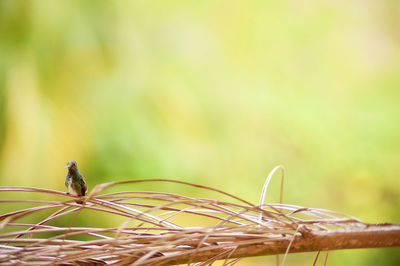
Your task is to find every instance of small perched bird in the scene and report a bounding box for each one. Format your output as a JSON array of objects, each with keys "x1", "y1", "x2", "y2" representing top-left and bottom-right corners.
[{"x1": 64, "y1": 160, "x2": 87, "y2": 203}]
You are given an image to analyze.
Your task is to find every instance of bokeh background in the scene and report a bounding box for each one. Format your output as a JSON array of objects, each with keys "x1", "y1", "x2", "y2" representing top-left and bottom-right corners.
[{"x1": 0, "y1": 1, "x2": 399, "y2": 265}]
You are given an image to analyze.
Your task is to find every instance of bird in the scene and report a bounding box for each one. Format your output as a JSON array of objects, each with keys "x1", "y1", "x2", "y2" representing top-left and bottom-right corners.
[{"x1": 64, "y1": 160, "x2": 87, "y2": 204}]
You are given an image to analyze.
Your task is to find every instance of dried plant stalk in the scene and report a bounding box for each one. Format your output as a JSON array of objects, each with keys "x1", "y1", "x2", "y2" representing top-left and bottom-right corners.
[{"x1": 0, "y1": 179, "x2": 399, "y2": 265}]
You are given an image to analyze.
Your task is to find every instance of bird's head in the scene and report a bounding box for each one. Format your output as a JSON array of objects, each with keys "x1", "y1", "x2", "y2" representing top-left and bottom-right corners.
[{"x1": 64, "y1": 161, "x2": 78, "y2": 172}]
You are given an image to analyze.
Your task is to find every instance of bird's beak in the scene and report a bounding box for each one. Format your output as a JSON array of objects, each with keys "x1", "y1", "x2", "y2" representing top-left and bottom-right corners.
[{"x1": 64, "y1": 165, "x2": 69, "y2": 169}]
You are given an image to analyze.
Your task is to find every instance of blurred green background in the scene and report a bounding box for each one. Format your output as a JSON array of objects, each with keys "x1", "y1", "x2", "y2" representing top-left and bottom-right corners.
[{"x1": 0, "y1": 1, "x2": 399, "y2": 265}]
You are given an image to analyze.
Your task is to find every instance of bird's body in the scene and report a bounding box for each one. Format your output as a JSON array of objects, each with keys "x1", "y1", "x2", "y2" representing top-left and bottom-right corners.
[
  {"x1": 65, "y1": 161, "x2": 87, "y2": 201},
  {"x1": 65, "y1": 171, "x2": 87, "y2": 196}
]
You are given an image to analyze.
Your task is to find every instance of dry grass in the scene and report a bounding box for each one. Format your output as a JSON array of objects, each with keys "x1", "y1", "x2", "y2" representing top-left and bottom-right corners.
[{"x1": 0, "y1": 168, "x2": 397, "y2": 265}]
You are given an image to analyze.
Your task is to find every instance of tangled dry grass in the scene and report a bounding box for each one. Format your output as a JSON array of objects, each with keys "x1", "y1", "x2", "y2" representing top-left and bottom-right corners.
[{"x1": 0, "y1": 167, "x2": 399, "y2": 265}]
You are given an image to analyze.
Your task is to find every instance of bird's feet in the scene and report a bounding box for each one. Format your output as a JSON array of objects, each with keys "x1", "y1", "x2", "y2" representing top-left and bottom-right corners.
[{"x1": 75, "y1": 197, "x2": 86, "y2": 205}]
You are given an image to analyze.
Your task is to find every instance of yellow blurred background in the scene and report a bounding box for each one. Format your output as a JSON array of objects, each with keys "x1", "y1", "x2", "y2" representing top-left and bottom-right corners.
[{"x1": 0, "y1": 1, "x2": 399, "y2": 265}]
